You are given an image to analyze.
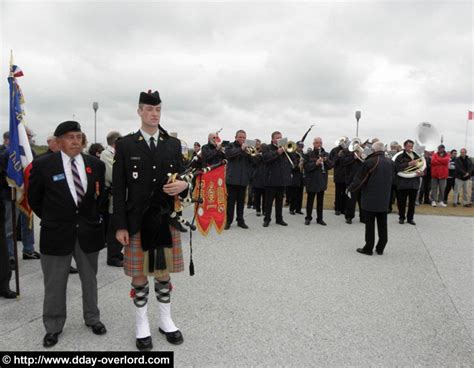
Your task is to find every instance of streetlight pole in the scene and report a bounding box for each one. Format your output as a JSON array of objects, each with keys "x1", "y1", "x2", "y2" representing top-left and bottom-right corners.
[
  {"x1": 355, "y1": 110, "x2": 361, "y2": 137},
  {"x1": 92, "y1": 102, "x2": 99, "y2": 143}
]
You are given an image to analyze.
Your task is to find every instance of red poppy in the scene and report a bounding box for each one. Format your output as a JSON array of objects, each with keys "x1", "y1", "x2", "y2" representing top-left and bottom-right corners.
[{"x1": 85, "y1": 167, "x2": 92, "y2": 174}]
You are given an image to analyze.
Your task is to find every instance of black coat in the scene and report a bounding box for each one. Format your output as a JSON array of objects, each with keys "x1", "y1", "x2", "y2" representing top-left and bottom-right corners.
[
  {"x1": 28, "y1": 152, "x2": 106, "y2": 256},
  {"x1": 289, "y1": 151, "x2": 304, "y2": 187},
  {"x1": 225, "y1": 141, "x2": 252, "y2": 186},
  {"x1": 340, "y1": 151, "x2": 363, "y2": 187},
  {"x1": 262, "y1": 144, "x2": 292, "y2": 187},
  {"x1": 113, "y1": 131, "x2": 184, "y2": 236},
  {"x1": 394, "y1": 150, "x2": 422, "y2": 190},
  {"x1": 329, "y1": 146, "x2": 347, "y2": 183},
  {"x1": 455, "y1": 156, "x2": 472, "y2": 180},
  {"x1": 201, "y1": 143, "x2": 225, "y2": 166},
  {"x1": 303, "y1": 148, "x2": 333, "y2": 193},
  {"x1": 252, "y1": 154, "x2": 266, "y2": 189},
  {"x1": 348, "y1": 151, "x2": 393, "y2": 212}
]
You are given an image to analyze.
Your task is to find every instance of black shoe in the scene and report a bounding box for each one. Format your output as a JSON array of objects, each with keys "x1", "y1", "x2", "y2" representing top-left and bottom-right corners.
[
  {"x1": 304, "y1": 219, "x2": 311, "y2": 225},
  {"x1": 360, "y1": 219, "x2": 366, "y2": 224},
  {"x1": 290, "y1": 210, "x2": 295, "y2": 215},
  {"x1": 107, "y1": 259, "x2": 123, "y2": 267},
  {"x1": 23, "y1": 251, "x2": 40, "y2": 260},
  {"x1": 276, "y1": 220, "x2": 288, "y2": 226},
  {"x1": 43, "y1": 331, "x2": 61, "y2": 348},
  {"x1": 85, "y1": 321, "x2": 107, "y2": 335},
  {"x1": 375, "y1": 249, "x2": 384, "y2": 255},
  {"x1": 224, "y1": 223, "x2": 231, "y2": 230},
  {"x1": 399, "y1": 219, "x2": 405, "y2": 224},
  {"x1": 69, "y1": 266, "x2": 79, "y2": 274},
  {"x1": 388, "y1": 208, "x2": 392, "y2": 214},
  {"x1": 356, "y1": 248, "x2": 373, "y2": 256},
  {"x1": 407, "y1": 220, "x2": 416, "y2": 225},
  {"x1": 136, "y1": 336, "x2": 153, "y2": 351},
  {"x1": 0, "y1": 289, "x2": 17, "y2": 299},
  {"x1": 296, "y1": 211, "x2": 304, "y2": 215},
  {"x1": 317, "y1": 220, "x2": 327, "y2": 226},
  {"x1": 237, "y1": 222, "x2": 249, "y2": 229},
  {"x1": 9, "y1": 257, "x2": 15, "y2": 271},
  {"x1": 335, "y1": 210, "x2": 341, "y2": 216},
  {"x1": 256, "y1": 212, "x2": 261, "y2": 217},
  {"x1": 159, "y1": 328, "x2": 184, "y2": 345},
  {"x1": 345, "y1": 218, "x2": 352, "y2": 224},
  {"x1": 263, "y1": 221, "x2": 270, "y2": 227}
]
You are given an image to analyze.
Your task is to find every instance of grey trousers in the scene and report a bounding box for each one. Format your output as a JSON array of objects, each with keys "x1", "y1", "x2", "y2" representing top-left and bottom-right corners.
[
  {"x1": 41, "y1": 241, "x2": 100, "y2": 334},
  {"x1": 430, "y1": 178, "x2": 446, "y2": 203}
]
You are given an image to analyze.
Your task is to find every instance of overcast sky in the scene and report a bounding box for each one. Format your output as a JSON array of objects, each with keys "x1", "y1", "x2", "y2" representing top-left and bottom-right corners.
[{"x1": 1, "y1": 0, "x2": 472, "y2": 152}]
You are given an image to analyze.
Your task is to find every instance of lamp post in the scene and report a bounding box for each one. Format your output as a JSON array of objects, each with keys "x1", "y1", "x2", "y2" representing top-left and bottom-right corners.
[
  {"x1": 355, "y1": 110, "x2": 361, "y2": 137},
  {"x1": 92, "y1": 102, "x2": 99, "y2": 143}
]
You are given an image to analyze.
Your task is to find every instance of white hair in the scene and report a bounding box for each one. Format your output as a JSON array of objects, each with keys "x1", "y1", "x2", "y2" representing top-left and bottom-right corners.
[{"x1": 373, "y1": 141, "x2": 385, "y2": 152}]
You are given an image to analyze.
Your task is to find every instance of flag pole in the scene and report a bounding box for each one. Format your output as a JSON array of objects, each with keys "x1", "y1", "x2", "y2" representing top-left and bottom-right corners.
[{"x1": 10, "y1": 188, "x2": 20, "y2": 296}]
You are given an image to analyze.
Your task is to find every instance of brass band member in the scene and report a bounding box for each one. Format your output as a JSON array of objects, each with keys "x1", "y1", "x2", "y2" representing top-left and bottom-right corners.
[
  {"x1": 201, "y1": 132, "x2": 225, "y2": 166},
  {"x1": 341, "y1": 149, "x2": 366, "y2": 224},
  {"x1": 348, "y1": 142, "x2": 393, "y2": 255},
  {"x1": 262, "y1": 131, "x2": 292, "y2": 227},
  {"x1": 288, "y1": 141, "x2": 305, "y2": 215},
  {"x1": 113, "y1": 91, "x2": 188, "y2": 351},
  {"x1": 252, "y1": 143, "x2": 266, "y2": 217},
  {"x1": 304, "y1": 137, "x2": 333, "y2": 226},
  {"x1": 394, "y1": 139, "x2": 423, "y2": 225},
  {"x1": 329, "y1": 139, "x2": 348, "y2": 216},
  {"x1": 224, "y1": 130, "x2": 252, "y2": 229}
]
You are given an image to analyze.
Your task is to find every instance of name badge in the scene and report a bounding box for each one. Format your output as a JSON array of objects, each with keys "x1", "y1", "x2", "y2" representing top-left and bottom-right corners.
[
  {"x1": 53, "y1": 173, "x2": 66, "y2": 182},
  {"x1": 131, "y1": 156, "x2": 141, "y2": 161}
]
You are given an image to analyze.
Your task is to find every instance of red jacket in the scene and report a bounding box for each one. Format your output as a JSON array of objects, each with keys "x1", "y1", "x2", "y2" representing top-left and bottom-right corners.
[{"x1": 431, "y1": 152, "x2": 450, "y2": 179}]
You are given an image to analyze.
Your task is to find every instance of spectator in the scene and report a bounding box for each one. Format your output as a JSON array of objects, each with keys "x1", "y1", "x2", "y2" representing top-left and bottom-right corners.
[
  {"x1": 453, "y1": 148, "x2": 472, "y2": 207},
  {"x1": 417, "y1": 150, "x2": 432, "y2": 205},
  {"x1": 430, "y1": 145, "x2": 449, "y2": 207},
  {"x1": 0, "y1": 131, "x2": 9, "y2": 153},
  {"x1": 444, "y1": 149, "x2": 457, "y2": 204},
  {"x1": 88, "y1": 143, "x2": 104, "y2": 158}
]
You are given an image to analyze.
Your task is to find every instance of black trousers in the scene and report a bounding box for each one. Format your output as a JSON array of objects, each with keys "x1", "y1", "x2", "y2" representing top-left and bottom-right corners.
[
  {"x1": 397, "y1": 189, "x2": 417, "y2": 221},
  {"x1": 363, "y1": 211, "x2": 388, "y2": 252},
  {"x1": 227, "y1": 184, "x2": 247, "y2": 224},
  {"x1": 247, "y1": 185, "x2": 254, "y2": 207},
  {"x1": 444, "y1": 178, "x2": 455, "y2": 202},
  {"x1": 288, "y1": 186, "x2": 303, "y2": 212},
  {"x1": 264, "y1": 186, "x2": 284, "y2": 222},
  {"x1": 418, "y1": 177, "x2": 431, "y2": 204},
  {"x1": 253, "y1": 187, "x2": 265, "y2": 213},
  {"x1": 306, "y1": 191, "x2": 324, "y2": 221},
  {"x1": 106, "y1": 213, "x2": 123, "y2": 262},
  {"x1": 388, "y1": 184, "x2": 397, "y2": 212},
  {"x1": 334, "y1": 182, "x2": 346, "y2": 213},
  {"x1": 345, "y1": 190, "x2": 365, "y2": 221},
  {"x1": 0, "y1": 199, "x2": 12, "y2": 292}
]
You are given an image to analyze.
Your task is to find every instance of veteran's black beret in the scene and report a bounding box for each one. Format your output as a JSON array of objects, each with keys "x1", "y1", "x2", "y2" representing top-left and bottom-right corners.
[
  {"x1": 54, "y1": 121, "x2": 82, "y2": 137},
  {"x1": 139, "y1": 90, "x2": 161, "y2": 106}
]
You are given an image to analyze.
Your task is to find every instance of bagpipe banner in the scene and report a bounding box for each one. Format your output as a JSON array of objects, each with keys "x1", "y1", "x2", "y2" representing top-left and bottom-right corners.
[
  {"x1": 6, "y1": 54, "x2": 34, "y2": 218},
  {"x1": 193, "y1": 165, "x2": 227, "y2": 235}
]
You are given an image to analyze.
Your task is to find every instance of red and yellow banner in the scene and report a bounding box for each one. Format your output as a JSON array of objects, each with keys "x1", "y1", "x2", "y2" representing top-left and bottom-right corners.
[{"x1": 193, "y1": 165, "x2": 227, "y2": 235}]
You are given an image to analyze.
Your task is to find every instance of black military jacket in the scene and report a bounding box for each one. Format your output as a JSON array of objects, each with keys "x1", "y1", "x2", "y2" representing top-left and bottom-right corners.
[
  {"x1": 225, "y1": 141, "x2": 253, "y2": 186},
  {"x1": 112, "y1": 130, "x2": 184, "y2": 236},
  {"x1": 262, "y1": 144, "x2": 292, "y2": 187}
]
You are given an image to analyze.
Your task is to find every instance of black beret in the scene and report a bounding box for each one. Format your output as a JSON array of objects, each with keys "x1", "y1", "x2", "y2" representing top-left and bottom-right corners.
[
  {"x1": 139, "y1": 90, "x2": 161, "y2": 106},
  {"x1": 54, "y1": 121, "x2": 81, "y2": 137}
]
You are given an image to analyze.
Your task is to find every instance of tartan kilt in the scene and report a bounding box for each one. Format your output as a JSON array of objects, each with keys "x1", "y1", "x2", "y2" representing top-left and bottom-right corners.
[{"x1": 124, "y1": 226, "x2": 184, "y2": 278}]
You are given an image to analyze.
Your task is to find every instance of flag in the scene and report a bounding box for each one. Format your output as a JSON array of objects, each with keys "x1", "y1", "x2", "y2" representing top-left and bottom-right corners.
[
  {"x1": 6, "y1": 54, "x2": 34, "y2": 217},
  {"x1": 193, "y1": 165, "x2": 227, "y2": 235},
  {"x1": 468, "y1": 110, "x2": 473, "y2": 120}
]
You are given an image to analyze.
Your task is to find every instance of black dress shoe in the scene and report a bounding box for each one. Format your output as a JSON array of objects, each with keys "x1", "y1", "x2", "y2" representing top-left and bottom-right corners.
[
  {"x1": 276, "y1": 220, "x2": 288, "y2": 226},
  {"x1": 376, "y1": 250, "x2": 384, "y2": 255},
  {"x1": 356, "y1": 248, "x2": 373, "y2": 256},
  {"x1": 407, "y1": 220, "x2": 416, "y2": 225},
  {"x1": 136, "y1": 336, "x2": 153, "y2": 351},
  {"x1": 107, "y1": 259, "x2": 123, "y2": 267},
  {"x1": 335, "y1": 210, "x2": 341, "y2": 216},
  {"x1": 85, "y1": 321, "x2": 107, "y2": 335},
  {"x1": 9, "y1": 257, "x2": 15, "y2": 271},
  {"x1": 159, "y1": 328, "x2": 184, "y2": 345},
  {"x1": 304, "y1": 219, "x2": 311, "y2": 225},
  {"x1": 224, "y1": 223, "x2": 231, "y2": 230},
  {"x1": 296, "y1": 211, "x2": 304, "y2": 215},
  {"x1": 399, "y1": 219, "x2": 405, "y2": 224},
  {"x1": 237, "y1": 222, "x2": 249, "y2": 229},
  {"x1": 360, "y1": 219, "x2": 366, "y2": 224},
  {"x1": 69, "y1": 266, "x2": 79, "y2": 274},
  {"x1": 345, "y1": 218, "x2": 352, "y2": 224},
  {"x1": 23, "y1": 251, "x2": 41, "y2": 260},
  {"x1": 43, "y1": 331, "x2": 61, "y2": 348},
  {"x1": 263, "y1": 221, "x2": 270, "y2": 227},
  {"x1": 289, "y1": 210, "x2": 295, "y2": 215},
  {"x1": 256, "y1": 212, "x2": 261, "y2": 217},
  {"x1": 317, "y1": 220, "x2": 327, "y2": 226},
  {"x1": 0, "y1": 289, "x2": 17, "y2": 299}
]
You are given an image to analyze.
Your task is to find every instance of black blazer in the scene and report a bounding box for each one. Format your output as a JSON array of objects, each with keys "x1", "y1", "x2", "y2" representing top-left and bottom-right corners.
[
  {"x1": 225, "y1": 141, "x2": 252, "y2": 186},
  {"x1": 28, "y1": 152, "x2": 106, "y2": 255},
  {"x1": 304, "y1": 148, "x2": 333, "y2": 193},
  {"x1": 112, "y1": 130, "x2": 184, "y2": 236},
  {"x1": 262, "y1": 144, "x2": 292, "y2": 187}
]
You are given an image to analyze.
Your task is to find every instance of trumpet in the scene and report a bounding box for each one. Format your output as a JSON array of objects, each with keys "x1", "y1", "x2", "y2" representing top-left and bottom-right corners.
[{"x1": 245, "y1": 145, "x2": 257, "y2": 156}]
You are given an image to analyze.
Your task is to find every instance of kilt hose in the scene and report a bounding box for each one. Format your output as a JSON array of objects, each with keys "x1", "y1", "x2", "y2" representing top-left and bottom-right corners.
[{"x1": 124, "y1": 226, "x2": 184, "y2": 278}]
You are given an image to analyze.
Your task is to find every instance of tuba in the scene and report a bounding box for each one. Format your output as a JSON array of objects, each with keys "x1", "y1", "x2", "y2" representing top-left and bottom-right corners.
[{"x1": 348, "y1": 138, "x2": 372, "y2": 161}]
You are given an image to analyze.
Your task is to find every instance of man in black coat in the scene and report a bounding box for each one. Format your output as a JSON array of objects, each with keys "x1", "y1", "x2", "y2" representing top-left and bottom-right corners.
[
  {"x1": 262, "y1": 131, "x2": 292, "y2": 227},
  {"x1": 113, "y1": 90, "x2": 189, "y2": 351},
  {"x1": 329, "y1": 138, "x2": 348, "y2": 215},
  {"x1": 341, "y1": 150, "x2": 365, "y2": 224},
  {"x1": 304, "y1": 137, "x2": 333, "y2": 226},
  {"x1": 348, "y1": 142, "x2": 393, "y2": 255},
  {"x1": 28, "y1": 121, "x2": 107, "y2": 348},
  {"x1": 288, "y1": 141, "x2": 305, "y2": 215},
  {"x1": 251, "y1": 143, "x2": 267, "y2": 217},
  {"x1": 201, "y1": 132, "x2": 225, "y2": 167},
  {"x1": 224, "y1": 129, "x2": 252, "y2": 229},
  {"x1": 394, "y1": 139, "x2": 423, "y2": 225}
]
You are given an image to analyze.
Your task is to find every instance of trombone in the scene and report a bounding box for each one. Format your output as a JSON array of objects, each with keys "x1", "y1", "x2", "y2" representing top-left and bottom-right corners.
[{"x1": 277, "y1": 138, "x2": 297, "y2": 168}]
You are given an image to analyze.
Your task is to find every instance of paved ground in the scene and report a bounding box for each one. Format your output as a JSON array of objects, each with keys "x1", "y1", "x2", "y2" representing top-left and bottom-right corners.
[{"x1": 0, "y1": 208, "x2": 472, "y2": 367}]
